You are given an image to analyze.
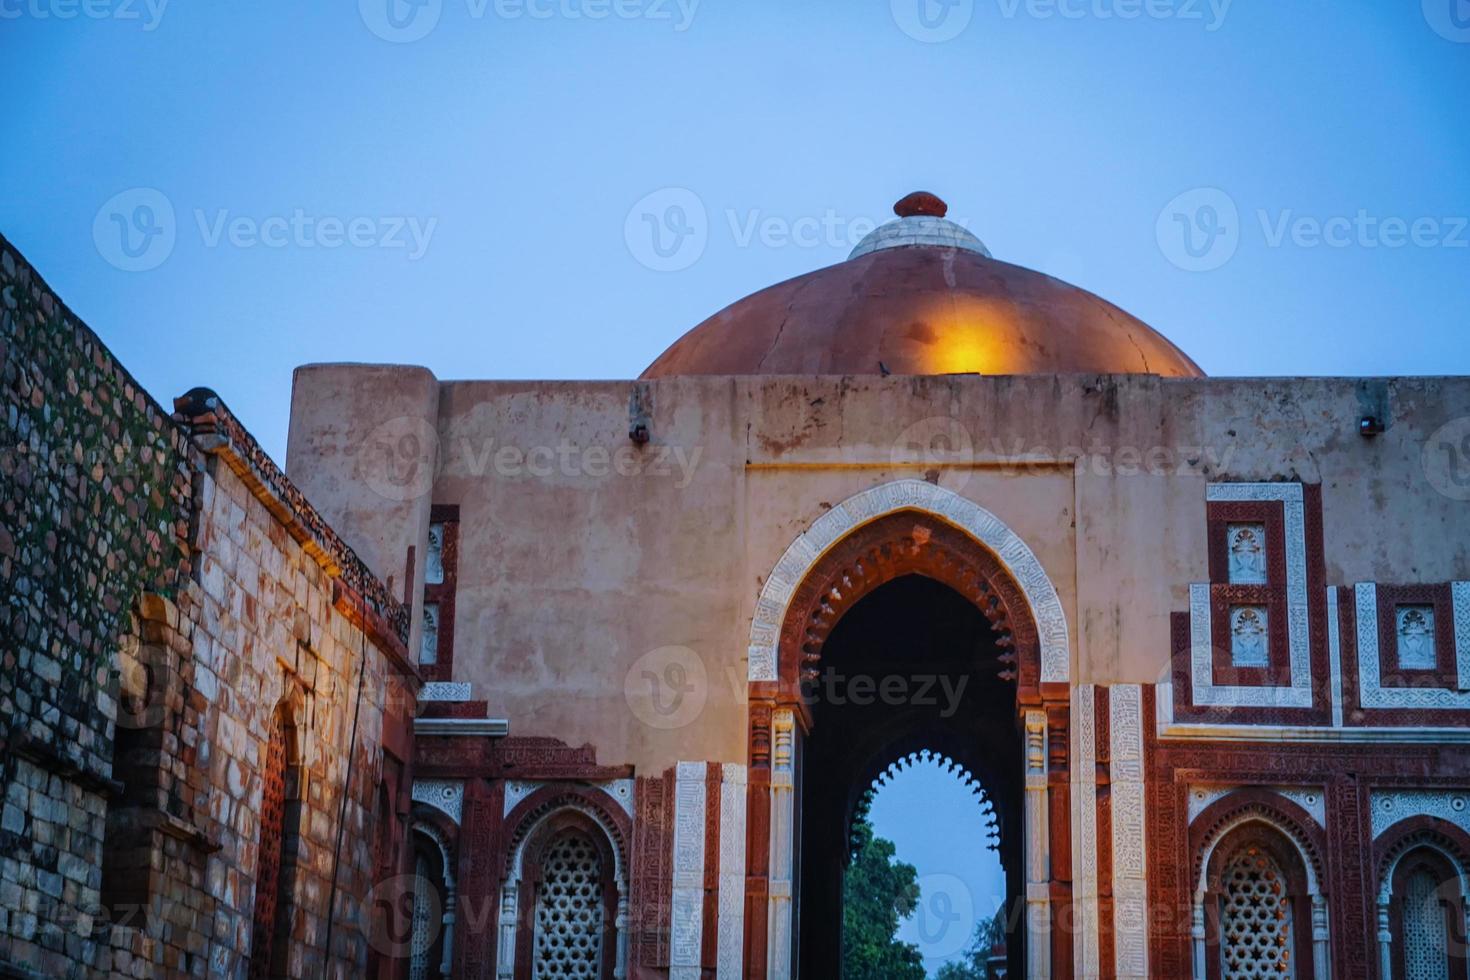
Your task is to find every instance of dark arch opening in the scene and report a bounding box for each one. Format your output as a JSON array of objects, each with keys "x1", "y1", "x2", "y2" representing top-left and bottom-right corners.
[{"x1": 797, "y1": 574, "x2": 1024, "y2": 978}]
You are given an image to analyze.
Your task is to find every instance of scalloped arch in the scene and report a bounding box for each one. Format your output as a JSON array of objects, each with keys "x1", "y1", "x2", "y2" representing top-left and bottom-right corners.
[{"x1": 746, "y1": 480, "x2": 1069, "y2": 684}]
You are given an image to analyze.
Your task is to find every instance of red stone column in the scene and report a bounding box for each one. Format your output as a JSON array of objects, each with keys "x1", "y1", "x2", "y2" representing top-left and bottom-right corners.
[
  {"x1": 454, "y1": 778, "x2": 501, "y2": 976},
  {"x1": 743, "y1": 700, "x2": 773, "y2": 980}
]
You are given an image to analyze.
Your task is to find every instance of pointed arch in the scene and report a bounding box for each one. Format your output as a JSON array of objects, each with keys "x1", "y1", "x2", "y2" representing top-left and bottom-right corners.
[
  {"x1": 496, "y1": 786, "x2": 632, "y2": 980},
  {"x1": 1373, "y1": 817, "x2": 1470, "y2": 980},
  {"x1": 743, "y1": 481, "x2": 1073, "y2": 979},
  {"x1": 1190, "y1": 790, "x2": 1331, "y2": 980},
  {"x1": 248, "y1": 696, "x2": 305, "y2": 980},
  {"x1": 746, "y1": 480, "x2": 1069, "y2": 688}
]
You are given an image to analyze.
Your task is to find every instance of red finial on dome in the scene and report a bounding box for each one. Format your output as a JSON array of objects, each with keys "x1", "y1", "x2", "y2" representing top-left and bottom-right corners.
[{"x1": 893, "y1": 191, "x2": 948, "y2": 218}]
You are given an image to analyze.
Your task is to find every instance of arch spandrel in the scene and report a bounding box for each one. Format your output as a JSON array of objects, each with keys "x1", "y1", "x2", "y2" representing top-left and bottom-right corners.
[{"x1": 746, "y1": 479, "x2": 1070, "y2": 688}]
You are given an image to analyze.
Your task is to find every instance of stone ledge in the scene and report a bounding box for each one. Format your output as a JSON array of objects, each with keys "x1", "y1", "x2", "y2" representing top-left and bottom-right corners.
[
  {"x1": 11, "y1": 733, "x2": 123, "y2": 800},
  {"x1": 172, "y1": 387, "x2": 412, "y2": 648},
  {"x1": 412, "y1": 717, "x2": 510, "y2": 737}
]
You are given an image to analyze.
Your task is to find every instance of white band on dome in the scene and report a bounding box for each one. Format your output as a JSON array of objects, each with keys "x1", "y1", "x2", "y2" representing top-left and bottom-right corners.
[{"x1": 849, "y1": 215, "x2": 991, "y2": 260}]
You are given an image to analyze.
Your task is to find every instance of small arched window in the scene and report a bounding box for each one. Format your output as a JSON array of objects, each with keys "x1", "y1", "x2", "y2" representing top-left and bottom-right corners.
[
  {"x1": 1203, "y1": 822, "x2": 1319, "y2": 980},
  {"x1": 512, "y1": 810, "x2": 620, "y2": 980},
  {"x1": 248, "y1": 702, "x2": 299, "y2": 980},
  {"x1": 1388, "y1": 847, "x2": 1468, "y2": 980},
  {"x1": 532, "y1": 830, "x2": 605, "y2": 978},
  {"x1": 1219, "y1": 843, "x2": 1295, "y2": 977}
]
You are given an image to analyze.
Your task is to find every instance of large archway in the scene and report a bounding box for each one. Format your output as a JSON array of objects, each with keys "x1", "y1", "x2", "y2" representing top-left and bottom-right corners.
[
  {"x1": 800, "y1": 574, "x2": 1023, "y2": 976},
  {"x1": 743, "y1": 482, "x2": 1073, "y2": 980}
]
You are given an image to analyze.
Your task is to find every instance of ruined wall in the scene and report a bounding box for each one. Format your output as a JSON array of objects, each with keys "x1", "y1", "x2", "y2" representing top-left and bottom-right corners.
[
  {"x1": 0, "y1": 236, "x2": 418, "y2": 979},
  {"x1": 103, "y1": 430, "x2": 418, "y2": 979},
  {"x1": 0, "y1": 234, "x2": 193, "y2": 977}
]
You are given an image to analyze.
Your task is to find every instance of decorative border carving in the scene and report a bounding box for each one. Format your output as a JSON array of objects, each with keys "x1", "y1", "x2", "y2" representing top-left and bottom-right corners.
[
  {"x1": 503, "y1": 778, "x2": 634, "y2": 819},
  {"x1": 716, "y1": 764, "x2": 747, "y2": 980},
  {"x1": 1072, "y1": 685, "x2": 1100, "y2": 979},
  {"x1": 1457, "y1": 583, "x2": 1470, "y2": 683},
  {"x1": 631, "y1": 769, "x2": 675, "y2": 970},
  {"x1": 1191, "y1": 484, "x2": 1310, "y2": 708},
  {"x1": 414, "y1": 735, "x2": 633, "y2": 782},
  {"x1": 669, "y1": 761, "x2": 708, "y2": 980},
  {"x1": 1370, "y1": 790, "x2": 1470, "y2": 840},
  {"x1": 1110, "y1": 684, "x2": 1149, "y2": 979},
  {"x1": 420, "y1": 681, "x2": 473, "y2": 702},
  {"x1": 1144, "y1": 720, "x2": 1470, "y2": 977},
  {"x1": 1354, "y1": 584, "x2": 1470, "y2": 711},
  {"x1": 500, "y1": 784, "x2": 632, "y2": 887},
  {"x1": 1166, "y1": 483, "x2": 1335, "y2": 730},
  {"x1": 413, "y1": 779, "x2": 465, "y2": 825},
  {"x1": 421, "y1": 504, "x2": 460, "y2": 681},
  {"x1": 1187, "y1": 785, "x2": 1327, "y2": 828},
  {"x1": 746, "y1": 480, "x2": 1069, "y2": 685}
]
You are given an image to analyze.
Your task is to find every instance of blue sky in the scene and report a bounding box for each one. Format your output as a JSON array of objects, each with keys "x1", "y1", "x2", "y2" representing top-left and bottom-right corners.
[
  {"x1": 868, "y1": 757, "x2": 1006, "y2": 971},
  {"x1": 4, "y1": 2, "x2": 1468, "y2": 973},
  {"x1": 3, "y1": 2, "x2": 1468, "y2": 467}
]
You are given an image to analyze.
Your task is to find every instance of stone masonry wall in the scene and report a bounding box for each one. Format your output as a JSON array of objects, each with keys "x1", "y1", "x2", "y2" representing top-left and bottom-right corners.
[
  {"x1": 102, "y1": 450, "x2": 415, "y2": 979},
  {"x1": 0, "y1": 234, "x2": 418, "y2": 979},
  {"x1": 0, "y1": 233, "x2": 194, "y2": 977}
]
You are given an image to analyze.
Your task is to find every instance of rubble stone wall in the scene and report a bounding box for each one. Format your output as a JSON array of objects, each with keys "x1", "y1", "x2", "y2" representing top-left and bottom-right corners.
[{"x1": 0, "y1": 234, "x2": 417, "y2": 979}]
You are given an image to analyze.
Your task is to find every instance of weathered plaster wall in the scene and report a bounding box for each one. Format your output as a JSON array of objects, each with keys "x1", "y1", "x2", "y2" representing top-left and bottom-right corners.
[{"x1": 286, "y1": 366, "x2": 1470, "y2": 775}]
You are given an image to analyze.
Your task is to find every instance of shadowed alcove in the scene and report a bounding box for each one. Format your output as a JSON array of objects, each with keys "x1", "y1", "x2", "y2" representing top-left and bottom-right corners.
[{"x1": 797, "y1": 574, "x2": 1024, "y2": 977}]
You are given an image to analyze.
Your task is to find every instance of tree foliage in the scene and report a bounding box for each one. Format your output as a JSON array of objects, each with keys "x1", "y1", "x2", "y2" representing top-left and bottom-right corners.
[
  {"x1": 933, "y1": 907, "x2": 1009, "y2": 980},
  {"x1": 841, "y1": 817, "x2": 926, "y2": 980}
]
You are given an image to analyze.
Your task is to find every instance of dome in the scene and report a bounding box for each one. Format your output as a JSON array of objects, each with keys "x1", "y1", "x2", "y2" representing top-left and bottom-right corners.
[{"x1": 640, "y1": 192, "x2": 1203, "y2": 379}]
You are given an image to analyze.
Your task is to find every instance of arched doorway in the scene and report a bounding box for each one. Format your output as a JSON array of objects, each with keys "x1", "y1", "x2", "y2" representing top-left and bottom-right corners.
[
  {"x1": 800, "y1": 574, "x2": 1023, "y2": 977},
  {"x1": 744, "y1": 482, "x2": 1073, "y2": 980}
]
